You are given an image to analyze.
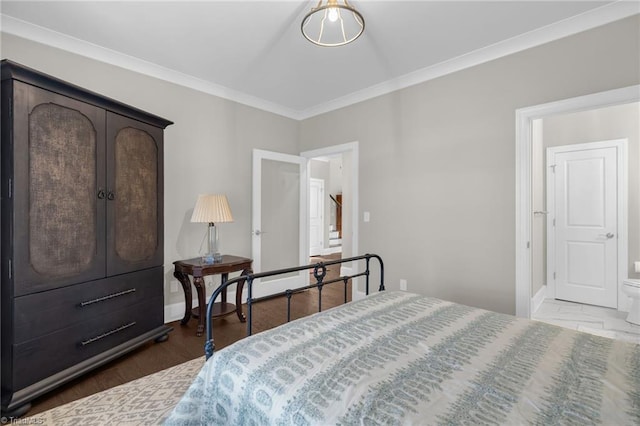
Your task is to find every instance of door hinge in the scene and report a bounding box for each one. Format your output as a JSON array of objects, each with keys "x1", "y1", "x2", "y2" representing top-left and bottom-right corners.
[
  {"x1": 553, "y1": 272, "x2": 556, "y2": 280},
  {"x1": 526, "y1": 241, "x2": 530, "y2": 249},
  {"x1": 8, "y1": 178, "x2": 12, "y2": 198},
  {"x1": 552, "y1": 218, "x2": 555, "y2": 227},
  {"x1": 8, "y1": 259, "x2": 12, "y2": 279}
]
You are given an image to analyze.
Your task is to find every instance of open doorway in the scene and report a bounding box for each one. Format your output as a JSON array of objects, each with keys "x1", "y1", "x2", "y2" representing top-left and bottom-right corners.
[
  {"x1": 302, "y1": 142, "x2": 364, "y2": 299},
  {"x1": 530, "y1": 104, "x2": 636, "y2": 311},
  {"x1": 516, "y1": 90, "x2": 640, "y2": 342},
  {"x1": 527, "y1": 105, "x2": 640, "y2": 342},
  {"x1": 516, "y1": 86, "x2": 640, "y2": 317},
  {"x1": 308, "y1": 155, "x2": 343, "y2": 258}
]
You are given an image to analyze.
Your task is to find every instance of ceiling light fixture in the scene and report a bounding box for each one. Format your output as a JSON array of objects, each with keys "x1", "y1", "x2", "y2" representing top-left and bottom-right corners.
[{"x1": 301, "y1": 0, "x2": 365, "y2": 47}]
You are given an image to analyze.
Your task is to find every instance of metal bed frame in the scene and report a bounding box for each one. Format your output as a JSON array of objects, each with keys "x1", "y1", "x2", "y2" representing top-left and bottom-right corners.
[{"x1": 205, "y1": 254, "x2": 384, "y2": 359}]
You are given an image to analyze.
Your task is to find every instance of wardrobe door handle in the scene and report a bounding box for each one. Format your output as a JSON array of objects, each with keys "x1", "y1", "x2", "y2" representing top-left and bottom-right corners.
[
  {"x1": 97, "y1": 189, "x2": 106, "y2": 199},
  {"x1": 80, "y1": 322, "x2": 137, "y2": 346},
  {"x1": 107, "y1": 190, "x2": 115, "y2": 200},
  {"x1": 79, "y1": 288, "x2": 136, "y2": 307}
]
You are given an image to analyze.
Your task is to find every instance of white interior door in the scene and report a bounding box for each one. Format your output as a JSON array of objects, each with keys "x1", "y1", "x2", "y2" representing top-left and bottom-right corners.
[
  {"x1": 252, "y1": 149, "x2": 308, "y2": 298},
  {"x1": 309, "y1": 178, "x2": 324, "y2": 256},
  {"x1": 548, "y1": 143, "x2": 618, "y2": 308}
]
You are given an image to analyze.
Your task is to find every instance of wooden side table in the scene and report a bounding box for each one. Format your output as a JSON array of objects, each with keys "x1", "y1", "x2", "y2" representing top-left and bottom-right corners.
[{"x1": 173, "y1": 255, "x2": 253, "y2": 336}]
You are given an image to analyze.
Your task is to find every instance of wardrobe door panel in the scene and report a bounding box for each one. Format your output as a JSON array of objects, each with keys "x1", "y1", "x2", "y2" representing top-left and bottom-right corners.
[
  {"x1": 106, "y1": 112, "x2": 163, "y2": 275},
  {"x1": 13, "y1": 83, "x2": 106, "y2": 296}
]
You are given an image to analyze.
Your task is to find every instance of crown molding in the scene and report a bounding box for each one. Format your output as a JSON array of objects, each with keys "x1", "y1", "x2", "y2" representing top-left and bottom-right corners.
[
  {"x1": 0, "y1": 14, "x2": 301, "y2": 120},
  {"x1": 297, "y1": 1, "x2": 640, "y2": 120},
  {"x1": 2, "y1": 1, "x2": 638, "y2": 122}
]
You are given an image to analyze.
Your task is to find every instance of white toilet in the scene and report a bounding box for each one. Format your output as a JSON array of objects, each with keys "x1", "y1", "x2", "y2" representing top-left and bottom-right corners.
[{"x1": 622, "y1": 279, "x2": 640, "y2": 325}]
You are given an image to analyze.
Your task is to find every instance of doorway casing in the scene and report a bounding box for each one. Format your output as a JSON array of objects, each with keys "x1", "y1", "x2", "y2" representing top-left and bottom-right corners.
[
  {"x1": 515, "y1": 85, "x2": 639, "y2": 318},
  {"x1": 309, "y1": 177, "x2": 325, "y2": 256}
]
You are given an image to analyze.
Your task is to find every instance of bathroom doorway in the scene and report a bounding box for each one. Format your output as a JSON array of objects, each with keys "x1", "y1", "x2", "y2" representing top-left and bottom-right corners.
[{"x1": 515, "y1": 86, "x2": 639, "y2": 319}]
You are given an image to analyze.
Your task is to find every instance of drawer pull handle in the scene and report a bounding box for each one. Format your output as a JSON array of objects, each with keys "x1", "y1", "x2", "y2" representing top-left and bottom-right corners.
[
  {"x1": 79, "y1": 288, "x2": 136, "y2": 307},
  {"x1": 80, "y1": 321, "x2": 137, "y2": 346}
]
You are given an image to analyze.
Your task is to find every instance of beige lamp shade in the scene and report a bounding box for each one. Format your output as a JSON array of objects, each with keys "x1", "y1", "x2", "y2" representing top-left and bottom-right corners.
[{"x1": 190, "y1": 194, "x2": 234, "y2": 224}]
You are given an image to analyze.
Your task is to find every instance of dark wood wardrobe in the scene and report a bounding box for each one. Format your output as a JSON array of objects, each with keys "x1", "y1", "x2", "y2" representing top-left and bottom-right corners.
[{"x1": 1, "y1": 60, "x2": 173, "y2": 416}]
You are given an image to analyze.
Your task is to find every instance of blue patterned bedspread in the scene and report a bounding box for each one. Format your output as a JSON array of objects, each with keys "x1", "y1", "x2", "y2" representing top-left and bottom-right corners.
[{"x1": 165, "y1": 291, "x2": 640, "y2": 425}]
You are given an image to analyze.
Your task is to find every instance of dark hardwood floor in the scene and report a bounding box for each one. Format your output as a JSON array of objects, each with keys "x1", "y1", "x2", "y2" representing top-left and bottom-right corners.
[{"x1": 28, "y1": 254, "x2": 346, "y2": 416}]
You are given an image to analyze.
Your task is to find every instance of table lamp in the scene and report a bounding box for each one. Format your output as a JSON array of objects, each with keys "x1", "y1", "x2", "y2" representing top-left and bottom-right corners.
[{"x1": 190, "y1": 194, "x2": 234, "y2": 264}]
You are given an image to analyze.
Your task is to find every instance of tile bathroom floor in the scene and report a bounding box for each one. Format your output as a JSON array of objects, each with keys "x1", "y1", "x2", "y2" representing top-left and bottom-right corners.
[{"x1": 532, "y1": 298, "x2": 640, "y2": 344}]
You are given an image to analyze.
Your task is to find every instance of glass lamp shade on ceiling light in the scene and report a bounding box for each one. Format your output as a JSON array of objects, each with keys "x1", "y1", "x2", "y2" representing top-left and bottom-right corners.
[{"x1": 301, "y1": 0, "x2": 364, "y2": 47}]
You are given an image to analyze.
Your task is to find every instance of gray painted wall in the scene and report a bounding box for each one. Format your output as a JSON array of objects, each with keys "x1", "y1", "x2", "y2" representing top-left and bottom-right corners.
[
  {"x1": 299, "y1": 15, "x2": 640, "y2": 314},
  {"x1": 1, "y1": 15, "x2": 638, "y2": 315}
]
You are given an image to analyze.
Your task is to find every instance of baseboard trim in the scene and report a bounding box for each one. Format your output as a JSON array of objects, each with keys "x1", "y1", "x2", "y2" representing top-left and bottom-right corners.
[
  {"x1": 164, "y1": 299, "x2": 196, "y2": 324},
  {"x1": 164, "y1": 291, "x2": 239, "y2": 323},
  {"x1": 531, "y1": 284, "x2": 547, "y2": 315}
]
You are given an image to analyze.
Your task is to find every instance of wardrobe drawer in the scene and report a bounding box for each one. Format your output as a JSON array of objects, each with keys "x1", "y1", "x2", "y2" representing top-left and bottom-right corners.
[
  {"x1": 12, "y1": 297, "x2": 164, "y2": 389},
  {"x1": 14, "y1": 267, "x2": 163, "y2": 343}
]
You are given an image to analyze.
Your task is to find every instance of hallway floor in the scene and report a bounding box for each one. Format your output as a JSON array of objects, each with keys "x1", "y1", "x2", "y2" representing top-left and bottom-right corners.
[{"x1": 533, "y1": 298, "x2": 640, "y2": 344}]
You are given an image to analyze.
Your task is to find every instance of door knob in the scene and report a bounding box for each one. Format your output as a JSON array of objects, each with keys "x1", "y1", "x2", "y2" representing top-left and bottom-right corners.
[{"x1": 600, "y1": 232, "x2": 615, "y2": 239}]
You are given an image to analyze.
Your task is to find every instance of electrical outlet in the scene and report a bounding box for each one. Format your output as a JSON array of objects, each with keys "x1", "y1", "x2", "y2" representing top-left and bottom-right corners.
[
  {"x1": 400, "y1": 279, "x2": 407, "y2": 291},
  {"x1": 170, "y1": 282, "x2": 179, "y2": 293}
]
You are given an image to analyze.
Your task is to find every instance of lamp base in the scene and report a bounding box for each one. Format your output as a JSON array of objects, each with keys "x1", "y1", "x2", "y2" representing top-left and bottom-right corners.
[
  {"x1": 202, "y1": 223, "x2": 223, "y2": 264},
  {"x1": 201, "y1": 252, "x2": 222, "y2": 264}
]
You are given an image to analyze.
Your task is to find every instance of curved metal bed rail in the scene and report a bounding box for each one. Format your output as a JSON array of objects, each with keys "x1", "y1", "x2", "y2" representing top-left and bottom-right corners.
[{"x1": 205, "y1": 253, "x2": 384, "y2": 359}]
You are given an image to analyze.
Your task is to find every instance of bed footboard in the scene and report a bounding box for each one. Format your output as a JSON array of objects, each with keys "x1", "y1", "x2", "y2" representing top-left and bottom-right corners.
[{"x1": 204, "y1": 254, "x2": 384, "y2": 359}]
